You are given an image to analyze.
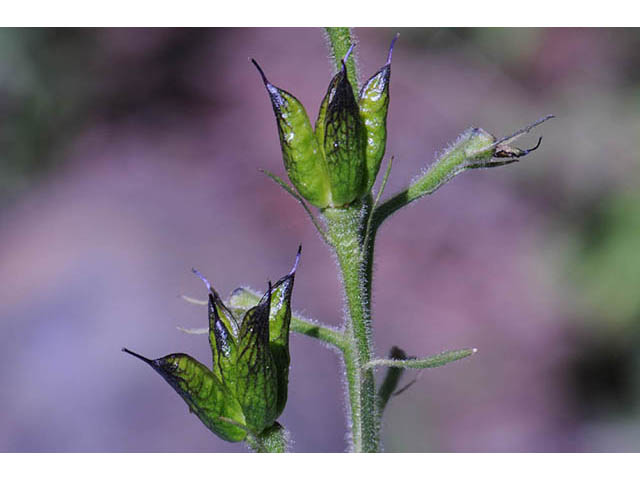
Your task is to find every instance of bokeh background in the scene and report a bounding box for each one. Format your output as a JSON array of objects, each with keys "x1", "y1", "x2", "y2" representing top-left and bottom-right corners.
[{"x1": 1, "y1": 27, "x2": 639, "y2": 452}]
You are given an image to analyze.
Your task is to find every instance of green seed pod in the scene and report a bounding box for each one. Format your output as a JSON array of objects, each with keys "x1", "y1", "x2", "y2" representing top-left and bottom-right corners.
[
  {"x1": 255, "y1": 37, "x2": 401, "y2": 209},
  {"x1": 358, "y1": 34, "x2": 397, "y2": 192},
  {"x1": 267, "y1": 245, "x2": 299, "y2": 417},
  {"x1": 124, "y1": 248, "x2": 301, "y2": 443},
  {"x1": 252, "y1": 59, "x2": 331, "y2": 208},
  {"x1": 314, "y1": 74, "x2": 339, "y2": 163},
  {"x1": 461, "y1": 127, "x2": 496, "y2": 162},
  {"x1": 234, "y1": 285, "x2": 279, "y2": 433},
  {"x1": 208, "y1": 292, "x2": 239, "y2": 385},
  {"x1": 122, "y1": 349, "x2": 248, "y2": 442},
  {"x1": 322, "y1": 50, "x2": 367, "y2": 206},
  {"x1": 192, "y1": 269, "x2": 239, "y2": 388}
]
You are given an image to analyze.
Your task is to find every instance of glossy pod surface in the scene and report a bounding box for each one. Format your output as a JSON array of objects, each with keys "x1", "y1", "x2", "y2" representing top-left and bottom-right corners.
[
  {"x1": 123, "y1": 248, "x2": 300, "y2": 442},
  {"x1": 254, "y1": 37, "x2": 397, "y2": 209}
]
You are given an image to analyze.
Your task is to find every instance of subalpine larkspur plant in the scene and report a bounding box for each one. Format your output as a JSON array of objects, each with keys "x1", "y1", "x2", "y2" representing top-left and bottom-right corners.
[{"x1": 123, "y1": 28, "x2": 552, "y2": 453}]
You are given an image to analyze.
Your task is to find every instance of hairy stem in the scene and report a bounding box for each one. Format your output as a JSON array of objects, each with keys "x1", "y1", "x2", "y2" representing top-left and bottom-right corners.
[
  {"x1": 371, "y1": 141, "x2": 477, "y2": 231},
  {"x1": 324, "y1": 204, "x2": 379, "y2": 452},
  {"x1": 245, "y1": 422, "x2": 288, "y2": 453},
  {"x1": 371, "y1": 117, "x2": 554, "y2": 234},
  {"x1": 291, "y1": 316, "x2": 347, "y2": 351},
  {"x1": 323, "y1": 27, "x2": 379, "y2": 453}
]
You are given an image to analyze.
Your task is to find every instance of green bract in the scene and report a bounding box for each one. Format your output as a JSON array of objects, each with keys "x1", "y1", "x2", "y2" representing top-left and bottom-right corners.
[
  {"x1": 123, "y1": 247, "x2": 300, "y2": 443},
  {"x1": 253, "y1": 35, "x2": 397, "y2": 209}
]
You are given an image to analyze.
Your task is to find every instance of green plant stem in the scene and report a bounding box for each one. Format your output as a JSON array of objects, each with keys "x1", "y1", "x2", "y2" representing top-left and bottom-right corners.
[
  {"x1": 371, "y1": 148, "x2": 471, "y2": 232},
  {"x1": 323, "y1": 27, "x2": 378, "y2": 453},
  {"x1": 291, "y1": 316, "x2": 347, "y2": 351},
  {"x1": 324, "y1": 203, "x2": 378, "y2": 452},
  {"x1": 324, "y1": 27, "x2": 359, "y2": 98},
  {"x1": 370, "y1": 116, "x2": 554, "y2": 235},
  {"x1": 224, "y1": 287, "x2": 348, "y2": 351},
  {"x1": 245, "y1": 422, "x2": 287, "y2": 453}
]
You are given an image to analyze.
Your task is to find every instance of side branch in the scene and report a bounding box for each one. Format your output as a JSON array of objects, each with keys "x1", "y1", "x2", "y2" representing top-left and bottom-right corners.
[
  {"x1": 227, "y1": 287, "x2": 348, "y2": 351},
  {"x1": 365, "y1": 348, "x2": 477, "y2": 371},
  {"x1": 371, "y1": 116, "x2": 554, "y2": 232},
  {"x1": 290, "y1": 315, "x2": 347, "y2": 351}
]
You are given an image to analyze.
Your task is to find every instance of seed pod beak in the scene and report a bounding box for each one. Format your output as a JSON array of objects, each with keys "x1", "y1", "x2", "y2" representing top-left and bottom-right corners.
[
  {"x1": 250, "y1": 58, "x2": 268, "y2": 86},
  {"x1": 387, "y1": 32, "x2": 400, "y2": 65},
  {"x1": 289, "y1": 245, "x2": 302, "y2": 276},
  {"x1": 122, "y1": 347, "x2": 155, "y2": 366},
  {"x1": 251, "y1": 58, "x2": 283, "y2": 103},
  {"x1": 122, "y1": 348, "x2": 179, "y2": 376}
]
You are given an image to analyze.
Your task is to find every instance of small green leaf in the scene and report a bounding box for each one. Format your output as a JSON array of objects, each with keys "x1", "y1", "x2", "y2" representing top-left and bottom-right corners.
[{"x1": 365, "y1": 348, "x2": 477, "y2": 370}]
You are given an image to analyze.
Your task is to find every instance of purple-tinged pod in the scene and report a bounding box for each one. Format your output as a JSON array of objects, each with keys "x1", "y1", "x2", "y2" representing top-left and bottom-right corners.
[
  {"x1": 252, "y1": 59, "x2": 331, "y2": 208},
  {"x1": 322, "y1": 46, "x2": 367, "y2": 206},
  {"x1": 234, "y1": 283, "x2": 279, "y2": 434},
  {"x1": 267, "y1": 245, "x2": 300, "y2": 417},
  {"x1": 358, "y1": 33, "x2": 398, "y2": 192},
  {"x1": 124, "y1": 248, "x2": 302, "y2": 442},
  {"x1": 192, "y1": 268, "x2": 239, "y2": 387}
]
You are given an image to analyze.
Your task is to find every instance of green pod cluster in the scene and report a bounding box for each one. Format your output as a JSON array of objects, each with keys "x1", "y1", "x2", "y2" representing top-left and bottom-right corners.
[
  {"x1": 123, "y1": 247, "x2": 300, "y2": 443},
  {"x1": 254, "y1": 35, "x2": 397, "y2": 209}
]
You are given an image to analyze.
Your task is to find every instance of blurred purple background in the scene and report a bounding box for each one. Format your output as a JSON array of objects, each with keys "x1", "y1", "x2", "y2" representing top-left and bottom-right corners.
[{"x1": 1, "y1": 28, "x2": 640, "y2": 452}]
